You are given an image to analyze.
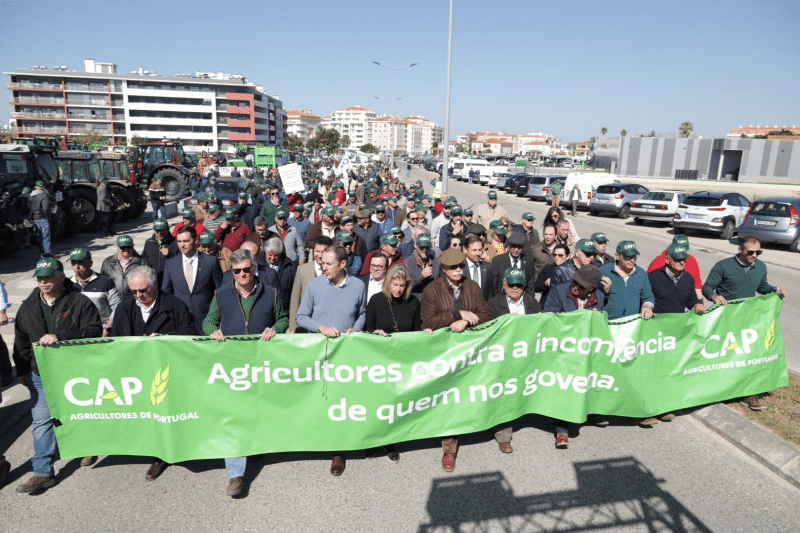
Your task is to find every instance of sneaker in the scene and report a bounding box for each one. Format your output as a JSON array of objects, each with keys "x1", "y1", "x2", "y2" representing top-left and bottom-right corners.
[
  {"x1": 16, "y1": 475, "x2": 56, "y2": 494},
  {"x1": 555, "y1": 433, "x2": 569, "y2": 449},
  {"x1": 226, "y1": 476, "x2": 244, "y2": 497},
  {"x1": 659, "y1": 413, "x2": 676, "y2": 422},
  {"x1": 741, "y1": 395, "x2": 766, "y2": 411},
  {"x1": 633, "y1": 417, "x2": 659, "y2": 427}
]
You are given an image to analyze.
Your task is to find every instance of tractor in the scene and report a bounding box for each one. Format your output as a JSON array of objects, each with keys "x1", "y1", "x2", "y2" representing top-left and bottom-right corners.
[{"x1": 135, "y1": 140, "x2": 192, "y2": 203}]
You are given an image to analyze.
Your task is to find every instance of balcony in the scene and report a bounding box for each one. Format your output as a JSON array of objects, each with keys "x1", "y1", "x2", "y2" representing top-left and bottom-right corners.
[
  {"x1": 67, "y1": 113, "x2": 113, "y2": 121},
  {"x1": 11, "y1": 112, "x2": 66, "y2": 120},
  {"x1": 64, "y1": 84, "x2": 122, "y2": 93},
  {"x1": 10, "y1": 97, "x2": 65, "y2": 105},
  {"x1": 9, "y1": 126, "x2": 68, "y2": 135},
  {"x1": 8, "y1": 82, "x2": 64, "y2": 91}
]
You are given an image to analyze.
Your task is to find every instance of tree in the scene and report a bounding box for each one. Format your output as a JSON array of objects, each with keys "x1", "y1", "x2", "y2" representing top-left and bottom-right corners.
[
  {"x1": 74, "y1": 129, "x2": 108, "y2": 150},
  {"x1": 620, "y1": 129, "x2": 627, "y2": 137},
  {"x1": 307, "y1": 126, "x2": 341, "y2": 154},
  {"x1": 341, "y1": 135, "x2": 351, "y2": 150},
  {"x1": 601, "y1": 127, "x2": 607, "y2": 136},
  {"x1": 679, "y1": 121, "x2": 694, "y2": 138},
  {"x1": 130, "y1": 134, "x2": 146, "y2": 147},
  {"x1": 359, "y1": 143, "x2": 379, "y2": 154},
  {"x1": 287, "y1": 134, "x2": 304, "y2": 152},
  {"x1": 466, "y1": 134, "x2": 477, "y2": 153}
]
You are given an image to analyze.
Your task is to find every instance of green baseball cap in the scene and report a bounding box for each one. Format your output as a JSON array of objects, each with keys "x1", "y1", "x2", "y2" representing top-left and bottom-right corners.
[
  {"x1": 35, "y1": 180, "x2": 46, "y2": 188},
  {"x1": 197, "y1": 193, "x2": 208, "y2": 202},
  {"x1": 493, "y1": 224, "x2": 508, "y2": 235},
  {"x1": 380, "y1": 234, "x2": 399, "y2": 246},
  {"x1": 487, "y1": 190, "x2": 498, "y2": 199},
  {"x1": 69, "y1": 248, "x2": 91, "y2": 263},
  {"x1": 463, "y1": 208, "x2": 473, "y2": 217},
  {"x1": 340, "y1": 214, "x2": 353, "y2": 225},
  {"x1": 223, "y1": 207, "x2": 237, "y2": 219},
  {"x1": 181, "y1": 208, "x2": 195, "y2": 219},
  {"x1": 208, "y1": 204, "x2": 220, "y2": 213},
  {"x1": 22, "y1": 187, "x2": 31, "y2": 194},
  {"x1": 391, "y1": 226, "x2": 403, "y2": 235},
  {"x1": 374, "y1": 203, "x2": 385, "y2": 212},
  {"x1": 591, "y1": 232, "x2": 608, "y2": 243},
  {"x1": 293, "y1": 202, "x2": 305, "y2": 211},
  {"x1": 416, "y1": 234, "x2": 432, "y2": 248},
  {"x1": 334, "y1": 230, "x2": 354, "y2": 244},
  {"x1": 394, "y1": 187, "x2": 401, "y2": 192},
  {"x1": 616, "y1": 240, "x2": 640, "y2": 256},
  {"x1": 275, "y1": 209, "x2": 289, "y2": 219},
  {"x1": 443, "y1": 201, "x2": 452, "y2": 209},
  {"x1": 448, "y1": 196, "x2": 458, "y2": 204},
  {"x1": 504, "y1": 268, "x2": 526, "y2": 286},
  {"x1": 672, "y1": 234, "x2": 689, "y2": 247},
  {"x1": 238, "y1": 192, "x2": 248, "y2": 199},
  {"x1": 522, "y1": 212, "x2": 534, "y2": 221},
  {"x1": 667, "y1": 243, "x2": 689, "y2": 260},
  {"x1": 33, "y1": 257, "x2": 63, "y2": 277},
  {"x1": 575, "y1": 239, "x2": 598, "y2": 254},
  {"x1": 450, "y1": 205, "x2": 463, "y2": 215},
  {"x1": 198, "y1": 231, "x2": 215, "y2": 245},
  {"x1": 415, "y1": 180, "x2": 423, "y2": 186},
  {"x1": 153, "y1": 218, "x2": 169, "y2": 231},
  {"x1": 117, "y1": 235, "x2": 134, "y2": 248},
  {"x1": 321, "y1": 207, "x2": 335, "y2": 218}
]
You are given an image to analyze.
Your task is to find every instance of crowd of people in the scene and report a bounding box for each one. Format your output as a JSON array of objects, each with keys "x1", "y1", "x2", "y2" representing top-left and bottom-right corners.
[{"x1": 0, "y1": 160, "x2": 789, "y2": 497}]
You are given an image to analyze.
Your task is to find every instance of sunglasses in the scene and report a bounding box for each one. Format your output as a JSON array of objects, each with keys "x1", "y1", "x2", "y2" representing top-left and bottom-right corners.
[
  {"x1": 270, "y1": 193, "x2": 280, "y2": 196},
  {"x1": 119, "y1": 246, "x2": 133, "y2": 251},
  {"x1": 508, "y1": 284, "x2": 525, "y2": 289},
  {"x1": 408, "y1": 217, "x2": 420, "y2": 221},
  {"x1": 232, "y1": 267, "x2": 253, "y2": 274},
  {"x1": 444, "y1": 263, "x2": 465, "y2": 270},
  {"x1": 552, "y1": 253, "x2": 566, "y2": 257},
  {"x1": 744, "y1": 249, "x2": 763, "y2": 256},
  {"x1": 130, "y1": 288, "x2": 149, "y2": 294}
]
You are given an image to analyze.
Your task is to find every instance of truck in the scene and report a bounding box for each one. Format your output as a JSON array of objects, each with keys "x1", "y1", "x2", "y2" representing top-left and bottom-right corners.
[{"x1": 227, "y1": 144, "x2": 286, "y2": 169}]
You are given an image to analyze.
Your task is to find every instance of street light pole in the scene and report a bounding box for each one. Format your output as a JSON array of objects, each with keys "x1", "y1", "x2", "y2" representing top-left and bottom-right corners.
[
  {"x1": 373, "y1": 61, "x2": 417, "y2": 169},
  {"x1": 442, "y1": 0, "x2": 454, "y2": 194},
  {"x1": 375, "y1": 96, "x2": 401, "y2": 162}
]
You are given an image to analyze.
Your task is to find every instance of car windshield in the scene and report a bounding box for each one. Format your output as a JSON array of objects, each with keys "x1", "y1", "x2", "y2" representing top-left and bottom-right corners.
[
  {"x1": 530, "y1": 177, "x2": 547, "y2": 184},
  {"x1": 751, "y1": 202, "x2": 792, "y2": 217},
  {"x1": 215, "y1": 181, "x2": 238, "y2": 194},
  {"x1": 596, "y1": 185, "x2": 622, "y2": 194},
  {"x1": 641, "y1": 192, "x2": 674, "y2": 201},
  {"x1": 685, "y1": 196, "x2": 722, "y2": 207}
]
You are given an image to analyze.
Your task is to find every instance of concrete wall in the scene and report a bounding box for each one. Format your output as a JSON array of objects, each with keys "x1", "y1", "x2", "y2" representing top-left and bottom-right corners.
[{"x1": 617, "y1": 137, "x2": 800, "y2": 185}]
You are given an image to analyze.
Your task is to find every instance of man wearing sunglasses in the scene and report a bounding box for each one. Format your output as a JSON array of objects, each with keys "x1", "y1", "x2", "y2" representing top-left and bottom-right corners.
[
  {"x1": 551, "y1": 239, "x2": 597, "y2": 287},
  {"x1": 259, "y1": 185, "x2": 289, "y2": 228},
  {"x1": 702, "y1": 236, "x2": 788, "y2": 411},
  {"x1": 203, "y1": 249, "x2": 288, "y2": 496},
  {"x1": 598, "y1": 240, "x2": 654, "y2": 321}
]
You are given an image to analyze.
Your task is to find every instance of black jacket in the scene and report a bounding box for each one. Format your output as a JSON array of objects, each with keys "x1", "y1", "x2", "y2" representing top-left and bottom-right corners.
[
  {"x1": 110, "y1": 292, "x2": 197, "y2": 337},
  {"x1": 490, "y1": 252, "x2": 536, "y2": 296},
  {"x1": 13, "y1": 279, "x2": 103, "y2": 376},
  {"x1": 488, "y1": 293, "x2": 542, "y2": 318},
  {"x1": 141, "y1": 233, "x2": 179, "y2": 277},
  {"x1": 648, "y1": 267, "x2": 702, "y2": 314}
]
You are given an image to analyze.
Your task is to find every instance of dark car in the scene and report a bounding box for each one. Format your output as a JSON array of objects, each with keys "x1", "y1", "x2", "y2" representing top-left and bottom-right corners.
[
  {"x1": 514, "y1": 176, "x2": 533, "y2": 196},
  {"x1": 504, "y1": 173, "x2": 532, "y2": 194},
  {"x1": 189, "y1": 177, "x2": 241, "y2": 208}
]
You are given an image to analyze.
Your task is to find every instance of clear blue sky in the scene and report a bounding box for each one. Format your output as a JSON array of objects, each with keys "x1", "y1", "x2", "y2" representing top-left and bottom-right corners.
[{"x1": 2, "y1": 0, "x2": 798, "y2": 143}]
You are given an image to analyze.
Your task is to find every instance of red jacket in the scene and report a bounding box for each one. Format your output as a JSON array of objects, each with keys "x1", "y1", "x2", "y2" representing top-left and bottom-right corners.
[
  {"x1": 647, "y1": 250, "x2": 702, "y2": 289},
  {"x1": 172, "y1": 222, "x2": 207, "y2": 238},
  {"x1": 214, "y1": 221, "x2": 251, "y2": 252}
]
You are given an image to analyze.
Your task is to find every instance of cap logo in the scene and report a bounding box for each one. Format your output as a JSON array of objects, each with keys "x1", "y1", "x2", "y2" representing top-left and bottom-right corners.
[
  {"x1": 625, "y1": 243, "x2": 634, "y2": 249},
  {"x1": 36, "y1": 260, "x2": 48, "y2": 269}
]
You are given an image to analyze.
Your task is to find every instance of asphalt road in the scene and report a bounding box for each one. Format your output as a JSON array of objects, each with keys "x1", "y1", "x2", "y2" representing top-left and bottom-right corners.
[{"x1": 1, "y1": 166, "x2": 799, "y2": 532}]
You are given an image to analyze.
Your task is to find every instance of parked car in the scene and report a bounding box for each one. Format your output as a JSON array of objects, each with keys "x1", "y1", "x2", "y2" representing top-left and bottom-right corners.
[
  {"x1": 588, "y1": 183, "x2": 649, "y2": 219},
  {"x1": 562, "y1": 172, "x2": 617, "y2": 209},
  {"x1": 188, "y1": 177, "x2": 241, "y2": 208},
  {"x1": 630, "y1": 190, "x2": 688, "y2": 225},
  {"x1": 673, "y1": 191, "x2": 751, "y2": 240},
  {"x1": 525, "y1": 175, "x2": 562, "y2": 201},
  {"x1": 490, "y1": 172, "x2": 515, "y2": 189},
  {"x1": 543, "y1": 176, "x2": 568, "y2": 203},
  {"x1": 504, "y1": 173, "x2": 531, "y2": 194},
  {"x1": 738, "y1": 197, "x2": 800, "y2": 252}
]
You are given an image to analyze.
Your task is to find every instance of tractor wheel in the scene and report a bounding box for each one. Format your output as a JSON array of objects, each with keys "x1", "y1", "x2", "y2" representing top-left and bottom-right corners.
[
  {"x1": 158, "y1": 168, "x2": 188, "y2": 203},
  {"x1": 76, "y1": 188, "x2": 101, "y2": 233},
  {"x1": 111, "y1": 186, "x2": 136, "y2": 221}
]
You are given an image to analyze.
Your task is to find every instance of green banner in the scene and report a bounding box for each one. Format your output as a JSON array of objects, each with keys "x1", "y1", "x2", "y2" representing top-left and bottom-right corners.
[{"x1": 37, "y1": 295, "x2": 787, "y2": 464}]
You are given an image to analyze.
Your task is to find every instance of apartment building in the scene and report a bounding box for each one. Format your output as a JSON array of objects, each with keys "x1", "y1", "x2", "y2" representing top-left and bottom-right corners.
[
  {"x1": 5, "y1": 58, "x2": 287, "y2": 151},
  {"x1": 321, "y1": 105, "x2": 377, "y2": 149},
  {"x1": 287, "y1": 109, "x2": 322, "y2": 145},
  {"x1": 456, "y1": 130, "x2": 559, "y2": 155},
  {"x1": 369, "y1": 115, "x2": 443, "y2": 156}
]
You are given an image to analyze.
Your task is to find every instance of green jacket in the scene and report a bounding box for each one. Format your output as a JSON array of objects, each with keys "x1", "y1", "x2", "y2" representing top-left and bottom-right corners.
[{"x1": 702, "y1": 256, "x2": 776, "y2": 301}]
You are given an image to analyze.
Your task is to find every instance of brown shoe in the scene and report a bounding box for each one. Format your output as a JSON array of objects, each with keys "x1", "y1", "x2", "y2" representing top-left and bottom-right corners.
[
  {"x1": 80, "y1": 456, "x2": 97, "y2": 467},
  {"x1": 441, "y1": 452, "x2": 457, "y2": 472},
  {"x1": 659, "y1": 413, "x2": 676, "y2": 422},
  {"x1": 633, "y1": 417, "x2": 659, "y2": 427},
  {"x1": 330, "y1": 455, "x2": 346, "y2": 476},
  {"x1": 226, "y1": 476, "x2": 244, "y2": 496},
  {"x1": 16, "y1": 475, "x2": 56, "y2": 494},
  {"x1": 589, "y1": 415, "x2": 609, "y2": 427},
  {"x1": 0, "y1": 460, "x2": 10, "y2": 489},
  {"x1": 498, "y1": 442, "x2": 513, "y2": 454},
  {"x1": 741, "y1": 395, "x2": 766, "y2": 411},
  {"x1": 145, "y1": 459, "x2": 168, "y2": 481},
  {"x1": 555, "y1": 433, "x2": 569, "y2": 449}
]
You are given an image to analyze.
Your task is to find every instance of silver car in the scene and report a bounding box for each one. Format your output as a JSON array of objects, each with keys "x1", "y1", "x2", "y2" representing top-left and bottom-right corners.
[
  {"x1": 491, "y1": 172, "x2": 515, "y2": 189},
  {"x1": 589, "y1": 183, "x2": 649, "y2": 219},
  {"x1": 630, "y1": 190, "x2": 688, "y2": 226},
  {"x1": 738, "y1": 197, "x2": 800, "y2": 252},
  {"x1": 525, "y1": 175, "x2": 562, "y2": 201}
]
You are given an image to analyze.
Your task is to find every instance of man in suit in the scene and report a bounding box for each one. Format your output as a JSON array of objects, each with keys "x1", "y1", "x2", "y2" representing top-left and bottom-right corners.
[
  {"x1": 289, "y1": 235, "x2": 332, "y2": 333},
  {"x1": 491, "y1": 232, "x2": 536, "y2": 296},
  {"x1": 462, "y1": 234, "x2": 494, "y2": 302},
  {"x1": 162, "y1": 225, "x2": 223, "y2": 334}
]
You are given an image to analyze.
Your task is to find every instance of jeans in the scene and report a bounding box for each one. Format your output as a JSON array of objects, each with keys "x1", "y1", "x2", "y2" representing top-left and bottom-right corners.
[
  {"x1": 29, "y1": 373, "x2": 57, "y2": 477},
  {"x1": 33, "y1": 219, "x2": 51, "y2": 255},
  {"x1": 151, "y1": 202, "x2": 167, "y2": 221},
  {"x1": 225, "y1": 456, "x2": 245, "y2": 478}
]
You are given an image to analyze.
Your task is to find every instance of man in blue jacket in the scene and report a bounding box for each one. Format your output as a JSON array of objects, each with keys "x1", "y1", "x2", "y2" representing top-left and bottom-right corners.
[{"x1": 599, "y1": 241, "x2": 654, "y2": 321}]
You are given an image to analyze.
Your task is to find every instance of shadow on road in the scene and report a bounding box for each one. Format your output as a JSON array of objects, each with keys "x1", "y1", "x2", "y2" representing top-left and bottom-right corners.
[{"x1": 418, "y1": 456, "x2": 711, "y2": 533}]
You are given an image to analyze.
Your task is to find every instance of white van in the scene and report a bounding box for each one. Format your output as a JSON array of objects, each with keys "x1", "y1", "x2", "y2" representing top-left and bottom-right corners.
[
  {"x1": 478, "y1": 165, "x2": 511, "y2": 185},
  {"x1": 458, "y1": 159, "x2": 491, "y2": 181},
  {"x1": 561, "y1": 172, "x2": 619, "y2": 209}
]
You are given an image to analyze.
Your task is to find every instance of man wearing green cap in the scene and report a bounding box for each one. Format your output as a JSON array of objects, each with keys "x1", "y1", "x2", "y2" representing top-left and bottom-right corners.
[
  {"x1": 517, "y1": 212, "x2": 540, "y2": 247},
  {"x1": 403, "y1": 232, "x2": 440, "y2": 301},
  {"x1": 29, "y1": 181, "x2": 54, "y2": 257},
  {"x1": 260, "y1": 184, "x2": 289, "y2": 227},
  {"x1": 421, "y1": 248, "x2": 492, "y2": 471},
  {"x1": 649, "y1": 244, "x2": 706, "y2": 315},
  {"x1": 288, "y1": 202, "x2": 312, "y2": 247},
  {"x1": 474, "y1": 190, "x2": 508, "y2": 229},
  {"x1": 192, "y1": 193, "x2": 211, "y2": 225},
  {"x1": 202, "y1": 203, "x2": 224, "y2": 233},
  {"x1": 141, "y1": 219, "x2": 179, "y2": 286},
  {"x1": 172, "y1": 209, "x2": 207, "y2": 238},
  {"x1": 69, "y1": 247, "x2": 120, "y2": 339},
  {"x1": 101, "y1": 235, "x2": 152, "y2": 297},
  {"x1": 334, "y1": 230, "x2": 363, "y2": 276},
  {"x1": 590, "y1": 232, "x2": 615, "y2": 267},
  {"x1": 344, "y1": 190, "x2": 359, "y2": 215},
  {"x1": 354, "y1": 206, "x2": 381, "y2": 253},
  {"x1": 598, "y1": 240, "x2": 654, "y2": 320},
  {"x1": 13, "y1": 258, "x2": 102, "y2": 493},
  {"x1": 214, "y1": 208, "x2": 251, "y2": 253},
  {"x1": 430, "y1": 202, "x2": 452, "y2": 249},
  {"x1": 551, "y1": 239, "x2": 597, "y2": 287},
  {"x1": 647, "y1": 234, "x2": 704, "y2": 301},
  {"x1": 305, "y1": 206, "x2": 338, "y2": 250},
  {"x1": 438, "y1": 205, "x2": 467, "y2": 252},
  {"x1": 359, "y1": 234, "x2": 404, "y2": 276}
]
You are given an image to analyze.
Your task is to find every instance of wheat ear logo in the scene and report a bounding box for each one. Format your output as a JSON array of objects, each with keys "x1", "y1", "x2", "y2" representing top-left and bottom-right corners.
[
  {"x1": 150, "y1": 365, "x2": 170, "y2": 406},
  {"x1": 765, "y1": 320, "x2": 776, "y2": 350}
]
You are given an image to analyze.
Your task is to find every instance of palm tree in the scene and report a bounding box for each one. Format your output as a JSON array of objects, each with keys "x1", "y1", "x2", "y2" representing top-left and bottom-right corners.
[
  {"x1": 679, "y1": 122, "x2": 694, "y2": 138},
  {"x1": 620, "y1": 129, "x2": 627, "y2": 137},
  {"x1": 601, "y1": 127, "x2": 607, "y2": 136}
]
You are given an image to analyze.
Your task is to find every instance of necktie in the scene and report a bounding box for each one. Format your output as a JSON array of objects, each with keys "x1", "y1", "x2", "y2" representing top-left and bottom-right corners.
[
  {"x1": 472, "y1": 263, "x2": 479, "y2": 284},
  {"x1": 184, "y1": 258, "x2": 193, "y2": 290},
  {"x1": 513, "y1": 258, "x2": 519, "y2": 269}
]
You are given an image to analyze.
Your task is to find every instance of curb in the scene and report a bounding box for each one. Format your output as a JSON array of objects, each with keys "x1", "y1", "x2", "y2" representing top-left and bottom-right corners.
[{"x1": 692, "y1": 403, "x2": 800, "y2": 489}]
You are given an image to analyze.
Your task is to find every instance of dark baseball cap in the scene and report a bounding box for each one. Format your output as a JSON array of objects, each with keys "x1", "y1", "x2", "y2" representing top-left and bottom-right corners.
[
  {"x1": 504, "y1": 268, "x2": 526, "y2": 286},
  {"x1": 69, "y1": 248, "x2": 91, "y2": 263},
  {"x1": 667, "y1": 243, "x2": 689, "y2": 260},
  {"x1": 591, "y1": 232, "x2": 608, "y2": 243},
  {"x1": 334, "y1": 230, "x2": 354, "y2": 244},
  {"x1": 117, "y1": 235, "x2": 134, "y2": 248},
  {"x1": 575, "y1": 239, "x2": 598, "y2": 254},
  {"x1": 416, "y1": 234, "x2": 432, "y2": 248},
  {"x1": 33, "y1": 257, "x2": 63, "y2": 277},
  {"x1": 153, "y1": 218, "x2": 169, "y2": 231}
]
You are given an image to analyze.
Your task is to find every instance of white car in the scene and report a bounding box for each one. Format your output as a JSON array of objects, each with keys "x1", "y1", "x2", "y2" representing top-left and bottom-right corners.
[
  {"x1": 630, "y1": 190, "x2": 688, "y2": 226},
  {"x1": 673, "y1": 191, "x2": 752, "y2": 240}
]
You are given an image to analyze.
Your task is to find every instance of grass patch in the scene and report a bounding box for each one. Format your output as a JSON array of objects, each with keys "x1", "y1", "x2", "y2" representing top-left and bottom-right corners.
[{"x1": 725, "y1": 372, "x2": 800, "y2": 447}]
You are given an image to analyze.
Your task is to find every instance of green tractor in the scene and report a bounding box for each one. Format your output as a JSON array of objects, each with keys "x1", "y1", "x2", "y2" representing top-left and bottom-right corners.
[
  {"x1": 134, "y1": 140, "x2": 192, "y2": 203},
  {"x1": 227, "y1": 144, "x2": 285, "y2": 169}
]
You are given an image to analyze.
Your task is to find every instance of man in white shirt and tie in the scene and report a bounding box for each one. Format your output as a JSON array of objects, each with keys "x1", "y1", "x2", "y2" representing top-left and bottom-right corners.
[
  {"x1": 360, "y1": 253, "x2": 389, "y2": 302},
  {"x1": 462, "y1": 234, "x2": 494, "y2": 301}
]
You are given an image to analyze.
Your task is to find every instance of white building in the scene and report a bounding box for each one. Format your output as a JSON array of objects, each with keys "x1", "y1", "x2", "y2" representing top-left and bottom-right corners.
[
  {"x1": 456, "y1": 130, "x2": 560, "y2": 155},
  {"x1": 287, "y1": 109, "x2": 322, "y2": 145},
  {"x1": 321, "y1": 105, "x2": 377, "y2": 149},
  {"x1": 368, "y1": 114, "x2": 442, "y2": 156},
  {"x1": 5, "y1": 58, "x2": 287, "y2": 151}
]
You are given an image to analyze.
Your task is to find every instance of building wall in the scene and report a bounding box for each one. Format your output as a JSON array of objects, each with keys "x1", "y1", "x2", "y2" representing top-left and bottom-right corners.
[{"x1": 617, "y1": 136, "x2": 800, "y2": 184}]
